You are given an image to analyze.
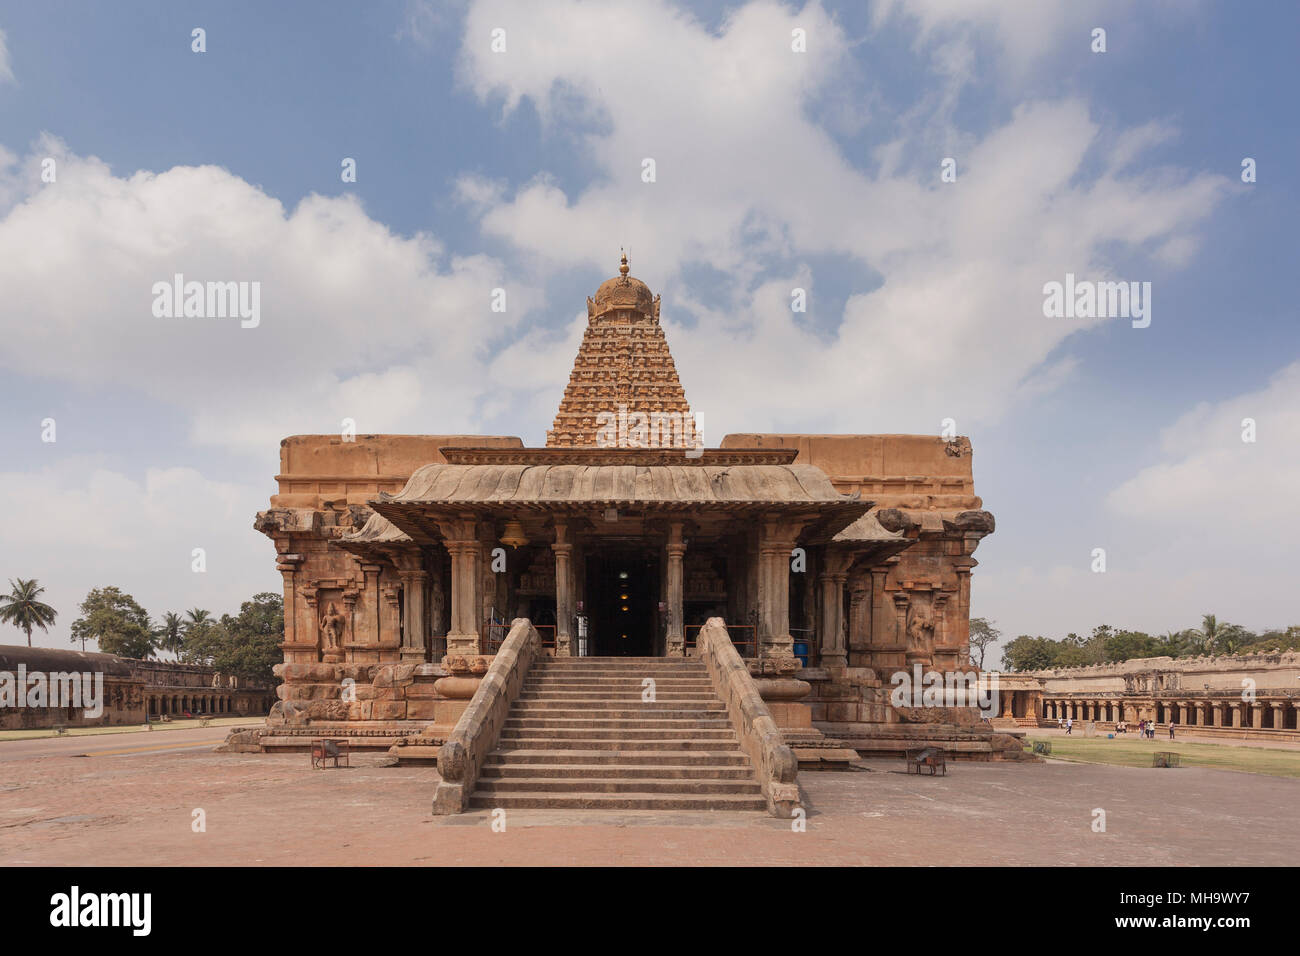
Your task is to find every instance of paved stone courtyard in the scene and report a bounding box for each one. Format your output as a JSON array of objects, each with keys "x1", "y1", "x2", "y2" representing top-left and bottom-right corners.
[{"x1": 2, "y1": 730, "x2": 1296, "y2": 865}]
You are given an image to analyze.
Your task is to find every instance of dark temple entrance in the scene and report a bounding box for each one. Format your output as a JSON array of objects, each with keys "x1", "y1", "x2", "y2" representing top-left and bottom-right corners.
[{"x1": 586, "y1": 552, "x2": 659, "y2": 656}]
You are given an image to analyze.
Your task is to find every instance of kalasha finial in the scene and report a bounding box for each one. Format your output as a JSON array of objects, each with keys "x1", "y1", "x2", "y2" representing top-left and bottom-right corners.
[{"x1": 619, "y1": 250, "x2": 629, "y2": 277}]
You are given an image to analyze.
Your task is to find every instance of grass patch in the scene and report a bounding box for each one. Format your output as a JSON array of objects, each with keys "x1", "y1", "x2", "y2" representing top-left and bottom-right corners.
[
  {"x1": 0, "y1": 715, "x2": 264, "y2": 742},
  {"x1": 1025, "y1": 735, "x2": 1300, "y2": 779}
]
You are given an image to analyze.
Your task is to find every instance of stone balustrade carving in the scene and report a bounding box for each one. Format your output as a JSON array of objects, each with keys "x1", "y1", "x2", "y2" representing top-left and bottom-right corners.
[
  {"x1": 694, "y1": 616, "x2": 801, "y2": 818},
  {"x1": 432, "y1": 618, "x2": 540, "y2": 814}
]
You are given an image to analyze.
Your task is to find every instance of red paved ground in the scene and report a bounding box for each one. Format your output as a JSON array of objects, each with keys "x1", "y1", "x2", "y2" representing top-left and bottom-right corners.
[{"x1": 2, "y1": 729, "x2": 1296, "y2": 865}]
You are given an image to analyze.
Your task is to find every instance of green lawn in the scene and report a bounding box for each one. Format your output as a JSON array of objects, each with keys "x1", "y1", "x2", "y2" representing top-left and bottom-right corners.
[
  {"x1": 0, "y1": 715, "x2": 264, "y2": 742},
  {"x1": 1026, "y1": 735, "x2": 1300, "y2": 779}
]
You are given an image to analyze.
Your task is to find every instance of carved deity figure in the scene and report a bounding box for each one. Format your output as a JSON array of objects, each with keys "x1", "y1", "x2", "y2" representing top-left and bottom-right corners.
[
  {"x1": 319, "y1": 602, "x2": 346, "y2": 650},
  {"x1": 904, "y1": 600, "x2": 935, "y2": 655}
]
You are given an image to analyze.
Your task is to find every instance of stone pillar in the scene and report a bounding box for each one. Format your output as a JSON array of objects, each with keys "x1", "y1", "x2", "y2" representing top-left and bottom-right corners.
[
  {"x1": 846, "y1": 572, "x2": 870, "y2": 666},
  {"x1": 398, "y1": 568, "x2": 429, "y2": 662},
  {"x1": 352, "y1": 562, "x2": 383, "y2": 657},
  {"x1": 664, "y1": 520, "x2": 686, "y2": 658},
  {"x1": 552, "y1": 519, "x2": 575, "y2": 657},
  {"x1": 817, "y1": 549, "x2": 852, "y2": 673},
  {"x1": 441, "y1": 516, "x2": 483, "y2": 656},
  {"x1": 275, "y1": 553, "x2": 303, "y2": 656},
  {"x1": 1211, "y1": 702, "x2": 1224, "y2": 727},
  {"x1": 756, "y1": 517, "x2": 801, "y2": 659},
  {"x1": 1252, "y1": 705, "x2": 1264, "y2": 729},
  {"x1": 1178, "y1": 702, "x2": 1188, "y2": 725},
  {"x1": 1270, "y1": 702, "x2": 1284, "y2": 731},
  {"x1": 1230, "y1": 703, "x2": 1242, "y2": 728}
]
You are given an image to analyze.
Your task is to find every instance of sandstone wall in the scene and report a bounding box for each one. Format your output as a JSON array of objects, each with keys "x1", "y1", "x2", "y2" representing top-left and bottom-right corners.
[{"x1": 1030, "y1": 652, "x2": 1300, "y2": 693}]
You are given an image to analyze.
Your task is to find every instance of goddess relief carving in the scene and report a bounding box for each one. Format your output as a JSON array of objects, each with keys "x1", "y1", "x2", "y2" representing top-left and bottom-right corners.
[
  {"x1": 319, "y1": 602, "x2": 346, "y2": 650},
  {"x1": 904, "y1": 600, "x2": 935, "y2": 655}
]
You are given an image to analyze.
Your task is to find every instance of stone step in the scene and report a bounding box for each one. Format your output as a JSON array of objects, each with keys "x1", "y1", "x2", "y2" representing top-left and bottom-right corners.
[
  {"x1": 535, "y1": 658, "x2": 704, "y2": 665},
  {"x1": 467, "y1": 792, "x2": 768, "y2": 812},
  {"x1": 476, "y1": 776, "x2": 762, "y2": 795},
  {"x1": 496, "y1": 736, "x2": 739, "y2": 751},
  {"x1": 504, "y1": 717, "x2": 733, "y2": 730},
  {"x1": 530, "y1": 671, "x2": 712, "y2": 676},
  {"x1": 525, "y1": 676, "x2": 713, "y2": 685},
  {"x1": 510, "y1": 706, "x2": 727, "y2": 718},
  {"x1": 487, "y1": 748, "x2": 750, "y2": 767},
  {"x1": 535, "y1": 662, "x2": 706, "y2": 669},
  {"x1": 517, "y1": 691, "x2": 716, "y2": 701},
  {"x1": 481, "y1": 763, "x2": 756, "y2": 780},
  {"x1": 468, "y1": 656, "x2": 762, "y2": 813},
  {"x1": 499, "y1": 727, "x2": 737, "y2": 740}
]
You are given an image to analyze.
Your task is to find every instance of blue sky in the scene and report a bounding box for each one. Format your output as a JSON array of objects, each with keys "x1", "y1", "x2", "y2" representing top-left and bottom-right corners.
[{"x1": 1, "y1": 0, "x2": 1297, "y2": 656}]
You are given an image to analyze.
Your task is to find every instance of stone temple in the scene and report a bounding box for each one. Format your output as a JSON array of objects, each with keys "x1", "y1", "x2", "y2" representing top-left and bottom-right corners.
[{"x1": 230, "y1": 256, "x2": 1023, "y2": 809}]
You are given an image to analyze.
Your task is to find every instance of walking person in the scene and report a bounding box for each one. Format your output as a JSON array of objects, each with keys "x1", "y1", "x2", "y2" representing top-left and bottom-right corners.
[{"x1": 1066, "y1": 717, "x2": 1073, "y2": 735}]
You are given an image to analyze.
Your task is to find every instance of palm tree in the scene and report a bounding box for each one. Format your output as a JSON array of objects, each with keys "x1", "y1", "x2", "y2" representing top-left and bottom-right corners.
[
  {"x1": 157, "y1": 612, "x2": 186, "y2": 657},
  {"x1": 0, "y1": 578, "x2": 58, "y2": 647},
  {"x1": 1189, "y1": 614, "x2": 1245, "y2": 656},
  {"x1": 181, "y1": 608, "x2": 213, "y2": 662}
]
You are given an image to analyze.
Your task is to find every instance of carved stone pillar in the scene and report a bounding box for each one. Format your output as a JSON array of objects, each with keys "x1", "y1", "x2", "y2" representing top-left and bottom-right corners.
[
  {"x1": 1230, "y1": 703, "x2": 1242, "y2": 728},
  {"x1": 846, "y1": 571, "x2": 870, "y2": 667},
  {"x1": 818, "y1": 549, "x2": 852, "y2": 673},
  {"x1": 440, "y1": 516, "x2": 482, "y2": 656},
  {"x1": 1211, "y1": 702, "x2": 1224, "y2": 727},
  {"x1": 398, "y1": 568, "x2": 429, "y2": 661},
  {"x1": 349, "y1": 563, "x2": 383, "y2": 663},
  {"x1": 1252, "y1": 705, "x2": 1264, "y2": 729},
  {"x1": 664, "y1": 520, "x2": 686, "y2": 657},
  {"x1": 756, "y1": 516, "x2": 801, "y2": 659},
  {"x1": 552, "y1": 519, "x2": 575, "y2": 657}
]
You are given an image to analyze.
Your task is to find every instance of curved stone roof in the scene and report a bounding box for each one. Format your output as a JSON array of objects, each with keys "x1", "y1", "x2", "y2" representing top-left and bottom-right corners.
[
  {"x1": 832, "y1": 511, "x2": 906, "y2": 544},
  {"x1": 376, "y1": 461, "x2": 861, "y2": 510},
  {"x1": 0, "y1": 645, "x2": 135, "y2": 676},
  {"x1": 337, "y1": 510, "x2": 412, "y2": 550}
]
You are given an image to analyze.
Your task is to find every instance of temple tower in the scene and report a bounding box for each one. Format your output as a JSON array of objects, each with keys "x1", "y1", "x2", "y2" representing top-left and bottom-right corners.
[{"x1": 546, "y1": 254, "x2": 694, "y2": 447}]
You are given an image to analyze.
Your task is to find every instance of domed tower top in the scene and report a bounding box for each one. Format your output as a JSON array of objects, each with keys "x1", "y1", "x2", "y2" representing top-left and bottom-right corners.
[
  {"x1": 589, "y1": 252, "x2": 658, "y2": 319},
  {"x1": 547, "y1": 253, "x2": 692, "y2": 447}
]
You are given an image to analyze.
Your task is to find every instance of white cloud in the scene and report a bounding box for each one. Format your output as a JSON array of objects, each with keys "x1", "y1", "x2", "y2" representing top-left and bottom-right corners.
[
  {"x1": 978, "y1": 363, "x2": 1300, "y2": 644},
  {"x1": 0, "y1": 28, "x2": 14, "y2": 85},
  {"x1": 0, "y1": 459, "x2": 276, "y2": 649},
  {"x1": 872, "y1": 0, "x2": 1157, "y2": 77},
  {"x1": 1109, "y1": 361, "x2": 1300, "y2": 530},
  {"x1": 0, "y1": 135, "x2": 541, "y2": 452},
  {"x1": 455, "y1": 1, "x2": 1230, "y2": 435}
]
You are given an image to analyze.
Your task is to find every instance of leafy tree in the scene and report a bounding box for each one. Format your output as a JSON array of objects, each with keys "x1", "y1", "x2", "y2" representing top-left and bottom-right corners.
[
  {"x1": 181, "y1": 608, "x2": 214, "y2": 662},
  {"x1": 185, "y1": 593, "x2": 282, "y2": 685},
  {"x1": 1240, "y1": 627, "x2": 1300, "y2": 654},
  {"x1": 1000, "y1": 635, "x2": 1060, "y2": 672},
  {"x1": 69, "y1": 586, "x2": 155, "y2": 658},
  {"x1": 1102, "y1": 629, "x2": 1164, "y2": 663},
  {"x1": 1189, "y1": 613, "x2": 1251, "y2": 656},
  {"x1": 0, "y1": 578, "x2": 58, "y2": 646},
  {"x1": 156, "y1": 611, "x2": 186, "y2": 657},
  {"x1": 1056, "y1": 642, "x2": 1092, "y2": 668},
  {"x1": 968, "y1": 617, "x2": 1000, "y2": 669}
]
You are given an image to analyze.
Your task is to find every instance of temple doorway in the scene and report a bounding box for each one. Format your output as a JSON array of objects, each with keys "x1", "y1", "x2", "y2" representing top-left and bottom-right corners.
[{"x1": 585, "y1": 551, "x2": 659, "y2": 656}]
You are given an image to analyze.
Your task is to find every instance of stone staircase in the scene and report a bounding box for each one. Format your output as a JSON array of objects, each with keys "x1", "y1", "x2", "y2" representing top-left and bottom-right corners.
[{"x1": 469, "y1": 656, "x2": 767, "y2": 811}]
